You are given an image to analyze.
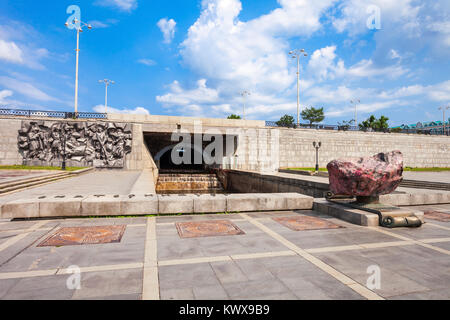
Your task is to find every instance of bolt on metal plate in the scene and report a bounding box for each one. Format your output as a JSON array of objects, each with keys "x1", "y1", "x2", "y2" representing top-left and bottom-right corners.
[
  {"x1": 273, "y1": 216, "x2": 344, "y2": 231},
  {"x1": 38, "y1": 225, "x2": 126, "y2": 247},
  {"x1": 176, "y1": 220, "x2": 245, "y2": 238}
]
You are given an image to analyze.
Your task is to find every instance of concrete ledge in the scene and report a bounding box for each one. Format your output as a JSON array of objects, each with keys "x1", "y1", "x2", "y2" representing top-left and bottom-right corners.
[
  {"x1": 158, "y1": 195, "x2": 194, "y2": 215},
  {"x1": 81, "y1": 195, "x2": 124, "y2": 217},
  {"x1": 226, "y1": 194, "x2": 259, "y2": 212},
  {"x1": 121, "y1": 195, "x2": 158, "y2": 215},
  {"x1": 380, "y1": 191, "x2": 450, "y2": 206},
  {"x1": 282, "y1": 193, "x2": 314, "y2": 210},
  {"x1": 39, "y1": 195, "x2": 86, "y2": 217},
  {"x1": 193, "y1": 194, "x2": 227, "y2": 213},
  {"x1": 313, "y1": 198, "x2": 424, "y2": 227},
  {"x1": 0, "y1": 192, "x2": 315, "y2": 218},
  {"x1": 1, "y1": 199, "x2": 40, "y2": 219}
]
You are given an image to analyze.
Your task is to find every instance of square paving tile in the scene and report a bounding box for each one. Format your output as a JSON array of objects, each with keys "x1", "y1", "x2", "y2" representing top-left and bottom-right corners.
[
  {"x1": 175, "y1": 220, "x2": 245, "y2": 238},
  {"x1": 38, "y1": 225, "x2": 126, "y2": 247},
  {"x1": 273, "y1": 216, "x2": 344, "y2": 231},
  {"x1": 424, "y1": 211, "x2": 450, "y2": 222}
]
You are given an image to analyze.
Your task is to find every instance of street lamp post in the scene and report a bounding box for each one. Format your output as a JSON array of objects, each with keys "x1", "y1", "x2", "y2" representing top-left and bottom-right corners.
[
  {"x1": 99, "y1": 79, "x2": 115, "y2": 114},
  {"x1": 289, "y1": 49, "x2": 308, "y2": 128},
  {"x1": 438, "y1": 106, "x2": 450, "y2": 136},
  {"x1": 313, "y1": 141, "x2": 322, "y2": 172},
  {"x1": 351, "y1": 99, "x2": 361, "y2": 130},
  {"x1": 65, "y1": 18, "x2": 92, "y2": 114},
  {"x1": 240, "y1": 91, "x2": 251, "y2": 120}
]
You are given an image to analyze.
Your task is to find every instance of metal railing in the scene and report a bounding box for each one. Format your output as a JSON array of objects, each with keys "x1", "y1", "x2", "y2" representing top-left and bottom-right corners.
[
  {"x1": 265, "y1": 121, "x2": 449, "y2": 135},
  {"x1": 265, "y1": 121, "x2": 359, "y2": 131},
  {"x1": 0, "y1": 108, "x2": 108, "y2": 120}
]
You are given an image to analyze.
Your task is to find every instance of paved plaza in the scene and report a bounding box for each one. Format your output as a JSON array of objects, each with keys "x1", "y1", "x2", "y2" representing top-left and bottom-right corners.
[{"x1": 0, "y1": 204, "x2": 449, "y2": 300}]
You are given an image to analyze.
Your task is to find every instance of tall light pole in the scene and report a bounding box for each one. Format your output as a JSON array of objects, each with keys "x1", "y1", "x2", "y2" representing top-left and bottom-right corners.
[
  {"x1": 438, "y1": 105, "x2": 450, "y2": 135},
  {"x1": 351, "y1": 99, "x2": 361, "y2": 129},
  {"x1": 240, "y1": 91, "x2": 251, "y2": 120},
  {"x1": 65, "y1": 16, "x2": 92, "y2": 114},
  {"x1": 289, "y1": 49, "x2": 308, "y2": 128},
  {"x1": 99, "y1": 79, "x2": 115, "y2": 113}
]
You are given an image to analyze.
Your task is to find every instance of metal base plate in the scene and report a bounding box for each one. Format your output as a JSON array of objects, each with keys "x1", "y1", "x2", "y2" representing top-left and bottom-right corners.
[
  {"x1": 176, "y1": 220, "x2": 245, "y2": 238},
  {"x1": 38, "y1": 225, "x2": 126, "y2": 247},
  {"x1": 273, "y1": 216, "x2": 344, "y2": 231}
]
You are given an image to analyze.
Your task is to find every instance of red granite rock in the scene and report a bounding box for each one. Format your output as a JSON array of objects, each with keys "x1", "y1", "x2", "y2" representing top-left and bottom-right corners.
[{"x1": 327, "y1": 151, "x2": 404, "y2": 197}]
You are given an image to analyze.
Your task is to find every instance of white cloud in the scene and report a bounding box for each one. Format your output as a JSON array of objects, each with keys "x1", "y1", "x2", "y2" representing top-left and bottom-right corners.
[
  {"x1": 88, "y1": 19, "x2": 119, "y2": 29},
  {"x1": 325, "y1": 100, "x2": 404, "y2": 118},
  {"x1": 332, "y1": 0, "x2": 450, "y2": 59},
  {"x1": 0, "y1": 89, "x2": 13, "y2": 103},
  {"x1": 138, "y1": 59, "x2": 157, "y2": 66},
  {"x1": 180, "y1": 0, "x2": 335, "y2": 95},
  {"x1": 379, "y1": 80, "x2": 450, "y2": 102},
  {"x1": 156, "y1": 79, "x2": 219, "y2": 106},
  {"x1": 0, "y1": 21, "x2": 49, "y2": 69},
  {"x1": 307, "y1": 45, "x2": 408, "y2": 81},
  {"x1": 93, "y1": 105, "x2": 150, "y2": 115},
  {"x1": 157, "y1": 18, "x2": 176, "y2": 44},
  {"x1": 0, "y1": 39, "x2": 23, "y2": 64},
  {"x1": 0, "y1": 77, "x2": 56, "y2": 101},
  {"x1": 95, "y1": 0, "x2": 137, "y2": 12}
]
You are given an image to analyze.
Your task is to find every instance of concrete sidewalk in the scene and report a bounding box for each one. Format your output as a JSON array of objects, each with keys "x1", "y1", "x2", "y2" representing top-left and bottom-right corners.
[
  {"x1": 0, "y1": 204, "x2": 449, "y2": 300},
  {"x1": 0, "y1": 170, "x2": 143, "y2": 203}
]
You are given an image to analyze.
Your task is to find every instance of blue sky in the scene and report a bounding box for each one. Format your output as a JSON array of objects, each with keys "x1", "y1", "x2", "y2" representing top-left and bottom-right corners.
[{"x1": 0, "y1": 0, "x2": 449, "y2": 126}]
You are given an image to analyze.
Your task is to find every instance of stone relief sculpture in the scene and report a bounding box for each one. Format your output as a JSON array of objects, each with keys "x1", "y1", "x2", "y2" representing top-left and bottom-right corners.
[{"x1": 17, "y1": 121, "x2": 132, "y2": 168}]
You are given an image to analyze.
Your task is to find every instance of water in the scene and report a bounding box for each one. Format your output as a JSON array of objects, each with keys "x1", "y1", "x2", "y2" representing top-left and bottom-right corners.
[{"x1": 156, "y1": 172, "x2": 227, "y2": 195}]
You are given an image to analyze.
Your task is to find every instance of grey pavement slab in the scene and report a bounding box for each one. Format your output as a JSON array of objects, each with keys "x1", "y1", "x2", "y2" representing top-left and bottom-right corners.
[
  {"x1": 313, "y1": 246, "x2": 448, "y2": 298},
  {"x1": 0, "y1": 210, "x2": 449, "y2": 300},
  {"x1": 71, "y1": 269, "x2": 142, "y2": 300},
  {"x1": 381, "y1": 223, "x2": 450, "y2": 240}
]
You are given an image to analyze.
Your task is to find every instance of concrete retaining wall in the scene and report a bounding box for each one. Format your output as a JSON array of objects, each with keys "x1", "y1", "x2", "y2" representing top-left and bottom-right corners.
[
  {"x1": 0, "y1": 119, "x2": 22, "y2": 166},
  {"x1": 223, "y1": 170, "x2": 329, "y2": 198},
  {"x1": 1, "y1": 115, "x2": 450, "y2": 171},
  {"x1": 277, "y1": 128, "x2": 450, "y2": 168}
]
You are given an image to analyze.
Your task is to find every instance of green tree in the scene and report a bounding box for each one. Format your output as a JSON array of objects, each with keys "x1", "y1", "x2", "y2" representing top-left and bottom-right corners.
[
  {"x1": 359, "y1": 115, "x2": 390, "y2": 132},
  {"x1": 276, "y1": 114, "x2": 295, "y2": 128},
  {"x1": 301, "y1": 107, "x2": 325, "y2": 127},
  {"x1": 227, "y1": 114, "x2": 242, "y2": 120}
]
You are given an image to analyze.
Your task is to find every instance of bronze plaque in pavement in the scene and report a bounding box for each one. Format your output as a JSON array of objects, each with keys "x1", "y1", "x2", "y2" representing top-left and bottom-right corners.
[
  {"x1": 38, "y1": 225, "x2": 126, "y2": 247},
  {"x1": 176, "y1": 220, "x2": 245, "y2": 238},
  {"x1": 273, "y1": 216, "x2": 344, "y2": 231},
  {"x1": 424, "y1": 211, "x2": 450, "y2": 222}
]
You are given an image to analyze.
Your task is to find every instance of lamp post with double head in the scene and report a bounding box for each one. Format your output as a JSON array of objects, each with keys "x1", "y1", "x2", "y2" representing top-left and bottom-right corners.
[
  {"x1": 65, "y1": 16, "x2": 92, "y2": 114},
  {"x1": 351, "y1": 99, "x2": 361, "y2": 130},
  {"x1": 240, "y1": 91, "x2": 251, "y2": 120},
  {"x1": 438, "y1": 105, "x2": 450, "y2": 135},
  {"x1": 98, "y1": 79, "x2": 115, "y2": 114},
  {"x1": 289, "y1": 49, "x2": 308, "y2": 128}
]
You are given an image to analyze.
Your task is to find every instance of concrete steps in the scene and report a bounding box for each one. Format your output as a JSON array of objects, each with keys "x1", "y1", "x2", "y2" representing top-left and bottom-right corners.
[
  {"x1": 400, "y1": 180, "x2": 450, "y2": 191},
  {"x1": 0, "y1": 168, "x2": 93, "y2": 195}
]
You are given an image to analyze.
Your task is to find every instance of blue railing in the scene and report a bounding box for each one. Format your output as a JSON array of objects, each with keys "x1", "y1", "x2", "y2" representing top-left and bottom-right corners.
[{"x1": 0, "y1": 108, "x2": 107, "y2": 120}]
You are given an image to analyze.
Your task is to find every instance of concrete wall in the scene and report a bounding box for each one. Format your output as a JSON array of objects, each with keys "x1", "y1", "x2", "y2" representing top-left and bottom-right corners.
[
  {"x1": 0, "y1": 119, "x2": 22, "y2": 166},
  {"x1": 277, "y1": 128, "x2": 450, "y2": 168},
  {"x1": 1, "y1": 115, "x2": 449, "y2": 171},
  {"x1": 223, "y1": 170, "x2": 328, "y2": 198}
]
